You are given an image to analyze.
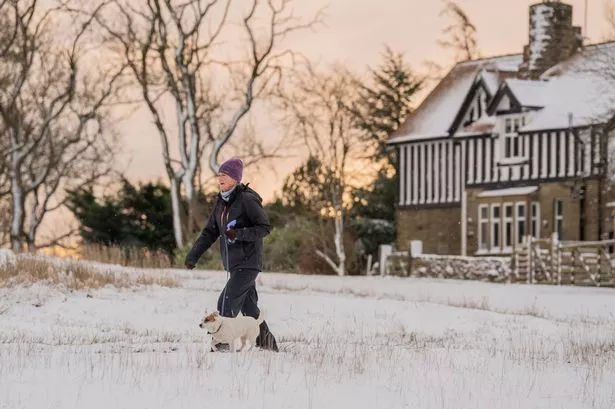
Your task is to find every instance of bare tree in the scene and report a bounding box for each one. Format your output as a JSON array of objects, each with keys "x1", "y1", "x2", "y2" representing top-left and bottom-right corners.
[
  {"x1": 438, "y1": 0, "x2": 480, "y2": 62},
  {"x1": 278, "y1": 65, "x2": 369, "y2": 276},
  {"x1": 0, "y1": 0, "x2": 125, "y2": 252},
  {"x1": 94, "y1": 0, "x2": 323, "y2": 247}
]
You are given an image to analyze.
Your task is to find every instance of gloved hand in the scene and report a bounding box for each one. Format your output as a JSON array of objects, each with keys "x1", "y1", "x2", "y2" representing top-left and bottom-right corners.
[
  {"x1": 185, "y1": 263, "x2": 195, "y2": 270},
  {"x1": 224, "y1": 229, "x2": 237, "y2": 241}
]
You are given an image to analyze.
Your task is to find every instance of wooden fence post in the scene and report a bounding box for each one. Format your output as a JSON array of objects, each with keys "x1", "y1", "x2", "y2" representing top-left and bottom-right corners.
[
  {"x1": 551, "y1": 232, "x2": 560, "y2": 285},
  {"x1": 528, "y1": 235, "x2": 534, "y2": 284}
]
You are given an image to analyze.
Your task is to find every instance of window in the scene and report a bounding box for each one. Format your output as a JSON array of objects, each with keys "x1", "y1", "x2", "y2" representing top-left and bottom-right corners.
[
  {"x1": 516, "y1": 203, "x2": 526, "y2": 244},
  {"x1": 503, "y1": 116, "x2": 525, "y2": 159},
  {"x1": 491, "y1": 204, "x2": 501, "y2": 250},
  {"x1": 531, "y1": 202, "x2": 540, "y2": 239},
  {"x1": 503, "y1": 203, "x2": 514, "y2": 250},
  {"x1": 478, "y1": 205, "x2": 489, "y2": 251},
  {"x1": 554, "y1": 200, "x2": 564, "y2": 240}
]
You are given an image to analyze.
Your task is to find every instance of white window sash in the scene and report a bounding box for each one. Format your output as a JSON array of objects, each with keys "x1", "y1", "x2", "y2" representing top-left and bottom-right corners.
[
  {"x1": 531, "y1": 202, "x2": 541, "y2": 239},
  {"x1": 491, "y1": 204, "x2": 501, "y2": 251},
  {"x1": 515, "y1": 202, "x2": 526, "y2": 245},
  {"x1": 503, "y1": 202, "x2": 514, "y2": 251},
  {"x1": 478, "y1": 204, "x2": 489, "y2": 251}
]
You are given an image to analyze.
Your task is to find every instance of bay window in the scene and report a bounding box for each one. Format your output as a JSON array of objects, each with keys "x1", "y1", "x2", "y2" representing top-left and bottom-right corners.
[{"x1": 477, "y1": 200, "x2": 537, "y2": 254}]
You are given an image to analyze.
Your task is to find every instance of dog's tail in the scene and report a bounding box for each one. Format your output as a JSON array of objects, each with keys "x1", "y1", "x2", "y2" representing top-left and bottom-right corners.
[{"x1": 256, "y1": 311, "x2": 265, "y2": 325}]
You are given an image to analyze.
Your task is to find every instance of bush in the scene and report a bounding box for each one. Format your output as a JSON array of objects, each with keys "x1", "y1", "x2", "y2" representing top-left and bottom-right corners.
[
  {"x1": 264, "y1": 217, "x2": 362, "y2": 275},
  {"x1": 173, "y1": 232, "x2": 223, "y2": 270},
  {"x1": 263, "y1": 218, "x2": 314, "y2": 273}
]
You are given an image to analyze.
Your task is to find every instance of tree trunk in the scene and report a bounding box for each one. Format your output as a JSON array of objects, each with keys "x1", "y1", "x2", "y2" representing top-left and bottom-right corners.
[
  {"x1": 10, "y1": 151, "x2": 24, "y2": 253},
  {"x1": 169, "y1": 178, "x2": 183, "y2": 248},
  {"x1": 334, "y1": 212, "x2": 346, "y2": 275}
]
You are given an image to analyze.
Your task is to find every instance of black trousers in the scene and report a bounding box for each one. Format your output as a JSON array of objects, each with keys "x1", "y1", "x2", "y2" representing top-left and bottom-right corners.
[
  {"x1": 215, "y1": 268, "x2": 278, "y2": 351},
  {"x1": 217, "y1": 268, "x2": 260, "y2": 319}
]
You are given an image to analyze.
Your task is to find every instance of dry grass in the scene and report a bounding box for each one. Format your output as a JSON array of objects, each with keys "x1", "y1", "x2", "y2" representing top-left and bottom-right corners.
[
  {"x1": 0, "y1": 255, "x2": 177, "y2": 289},
  {"x1": 59, "y1": 243, "x2": 173, "y2": 269}
]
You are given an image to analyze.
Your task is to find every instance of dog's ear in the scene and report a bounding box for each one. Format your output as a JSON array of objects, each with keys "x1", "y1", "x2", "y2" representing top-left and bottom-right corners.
[{"x1": 213, "y1": 311, "x2": 220, "y2": 316}]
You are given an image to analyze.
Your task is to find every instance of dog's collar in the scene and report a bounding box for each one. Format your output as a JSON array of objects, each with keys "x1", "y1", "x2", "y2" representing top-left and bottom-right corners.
[{"x1": 208, "y1": 320, "x2": 223, "y2": 335}]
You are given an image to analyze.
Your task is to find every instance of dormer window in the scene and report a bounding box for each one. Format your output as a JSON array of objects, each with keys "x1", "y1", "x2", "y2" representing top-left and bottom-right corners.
[{"x1": 503, "y1": 115, "x2": 526, "y2": 159}]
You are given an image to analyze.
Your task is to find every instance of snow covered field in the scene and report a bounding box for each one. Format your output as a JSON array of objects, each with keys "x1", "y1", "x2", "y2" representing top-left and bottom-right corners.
[{"x1": 1, "y1": 262, "x2": 615, "y2": 409}]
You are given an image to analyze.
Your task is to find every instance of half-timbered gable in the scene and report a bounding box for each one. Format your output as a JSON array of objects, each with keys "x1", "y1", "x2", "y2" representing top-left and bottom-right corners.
[{"x1": 387, "y1": 1, "x2": 615, "y2": 257}]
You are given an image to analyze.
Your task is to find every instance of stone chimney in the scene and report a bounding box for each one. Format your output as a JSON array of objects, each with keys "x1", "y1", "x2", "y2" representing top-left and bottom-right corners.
[{"x1": 518, "y1": 1, "x2": 583, "y2": 79}]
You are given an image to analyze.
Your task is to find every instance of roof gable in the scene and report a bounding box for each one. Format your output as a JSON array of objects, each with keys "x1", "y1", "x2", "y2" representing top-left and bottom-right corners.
[
  {"x1": 388, "y1": 53, "x2": 523, "y2": 144},
  {"x1": 447, "y1": 74, "x2": 494, "y2": 134},
  {"x1": 487, "y1": 79, "x2": 547, "y2": 115},
  {"x1": 388, "y1": 41, "x2": 615, "y2": 144},
  {"x1": 487, "y1": 83, "x2": 522, "y2": 115}
]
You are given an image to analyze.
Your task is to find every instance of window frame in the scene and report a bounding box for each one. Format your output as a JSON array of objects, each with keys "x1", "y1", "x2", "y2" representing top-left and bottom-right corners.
[
  {"x1": 501, "y1": 114, "x2": 526, "y2": 161},
  {"x1": 516, "y1": 202, "x2": 527, "y2": 245},
  {"x1": 478, "y1": 204, "x2": 490, "y2": 251},
  {"x1": 503, "y1": 202, "x2": 514, "y2": 251},
  {"x1": 554, "y1": 200, "x2": 564, "y2": 240},
  {"x1": 531, "y1": 202, "x2": 540, "y2": 240},
  {"x1": 491, "y1": 204, "x2": 501, "y2": 251}
]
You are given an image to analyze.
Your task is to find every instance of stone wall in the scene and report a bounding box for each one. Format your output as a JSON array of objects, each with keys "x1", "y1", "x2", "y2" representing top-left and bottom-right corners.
[{"x1": 387, "y1": 252, "x2": 513, "y2": 283}]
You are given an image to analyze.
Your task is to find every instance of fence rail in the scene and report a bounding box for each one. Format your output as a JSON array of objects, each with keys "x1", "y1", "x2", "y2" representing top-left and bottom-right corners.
[
  {"x1": 513, "y1": 234, "x2": 614, "y2": 287},
  {"x1": 382, "y1": 235, "x2": 615, "y2": 288}
]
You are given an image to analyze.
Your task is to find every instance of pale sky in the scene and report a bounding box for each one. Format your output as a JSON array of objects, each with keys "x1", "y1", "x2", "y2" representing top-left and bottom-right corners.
[{"x1": 117, "y1": 0, "x2": 610, "y2": 202}]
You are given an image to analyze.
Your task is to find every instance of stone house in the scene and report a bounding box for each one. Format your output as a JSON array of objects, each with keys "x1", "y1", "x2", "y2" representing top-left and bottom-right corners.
[{"x1": 387, "y1": 0, "x2": 615, "y2": 256}]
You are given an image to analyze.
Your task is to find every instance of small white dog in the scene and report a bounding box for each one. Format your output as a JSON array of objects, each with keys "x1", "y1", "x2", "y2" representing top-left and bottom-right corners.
[{"x1": 199, "y1": 311, "x2": 265, "y2": 352}]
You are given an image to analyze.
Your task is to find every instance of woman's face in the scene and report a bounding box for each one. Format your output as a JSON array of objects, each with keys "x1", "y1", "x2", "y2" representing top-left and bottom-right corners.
[{"x1": 218, "y1": 172, "x2": 237, "y2": 192}]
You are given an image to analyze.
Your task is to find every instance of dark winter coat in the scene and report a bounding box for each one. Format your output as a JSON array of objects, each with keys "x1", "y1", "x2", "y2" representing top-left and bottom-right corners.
[{"x1": 185, "y1": 184, "x2": 271, "y2": 272}]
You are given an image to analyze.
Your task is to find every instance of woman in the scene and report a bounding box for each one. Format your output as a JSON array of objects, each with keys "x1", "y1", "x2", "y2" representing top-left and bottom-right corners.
[{"x1": 185, "y1": 158, "x2": 278, "y2": 352}]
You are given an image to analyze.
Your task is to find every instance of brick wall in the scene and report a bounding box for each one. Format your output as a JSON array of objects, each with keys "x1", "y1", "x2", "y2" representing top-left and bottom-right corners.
[
  {"x1": 395, "y1": 179, "x2": 605, "y2": 257},
  {"x1": 583, "y1": 178, "x2": 602, "y2": 240},
  {"x1": 395, "y1": 206, "x2": 461, "y2": 255},
  {"x1": 536, "y1": 182, "x2": 581, "y2": 241}
]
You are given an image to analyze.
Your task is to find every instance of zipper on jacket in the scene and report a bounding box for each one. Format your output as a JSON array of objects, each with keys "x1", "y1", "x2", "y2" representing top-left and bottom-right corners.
[{"x1": 220, "y1": 205, "x2": 229, "y2": 232}]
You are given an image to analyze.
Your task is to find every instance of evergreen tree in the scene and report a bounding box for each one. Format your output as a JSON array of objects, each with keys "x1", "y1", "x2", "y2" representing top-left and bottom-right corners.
[
  {"x1": 281, "y1": 156, "x2": 334, "y2": 216},
  {"x1": 66, "y1": 179, "x2": 176, "y2": 257},
  {"x1": 66, "y1": 188, "x2": 128, "y2": 246},
  {"x1": 349, "y1": 47, "x2": 423, "y2": 258},
  {"x1": 351, "y1": 46, "x2": 424, "y2": 166}
]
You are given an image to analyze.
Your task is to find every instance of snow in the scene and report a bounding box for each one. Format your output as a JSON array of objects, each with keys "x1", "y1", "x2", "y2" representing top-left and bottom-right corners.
[
  {"x1": 388, "y1": 54, "x2": 522, "y2": 144},
  {"x1": 2, "y1": 258, "x2": 615, "y2": 409},
  {"x1": 528, "y1": 4, "x2": 553, "y2": 72},
  {"x1": 479, "y1": 70, "x2": 501, "y2": 95},
  {"x1": 478, "y1": 186, "x2": 538, "y2": 198},
  {"x1": 0, "y1": 249, "x2": 16, "y2": 267},
  {"x1": 522, "y1": 42, "x2": 615, "y2": 132},
  {"x1": 504, "y1": 79, "x2": 548, "y2": 108}
]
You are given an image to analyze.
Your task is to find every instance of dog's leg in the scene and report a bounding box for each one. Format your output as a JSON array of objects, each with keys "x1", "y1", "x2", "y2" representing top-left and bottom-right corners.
[
  {"x1": 242, "y1": 336, "x2": 251, "y2": 352},
  {"x1": 210, "y1": 340, "x2": 218, "y2": 352}
]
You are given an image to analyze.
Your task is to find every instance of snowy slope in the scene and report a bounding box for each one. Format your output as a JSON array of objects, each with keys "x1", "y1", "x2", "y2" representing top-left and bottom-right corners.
[{"x1": 1, "y1": 264, "x2": 615, "y2": 409}]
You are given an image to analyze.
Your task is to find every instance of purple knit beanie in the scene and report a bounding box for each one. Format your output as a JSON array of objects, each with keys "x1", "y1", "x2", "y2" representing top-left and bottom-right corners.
[{"x1": 218, "y1": 158, "x2": 244, "y2": 182}]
